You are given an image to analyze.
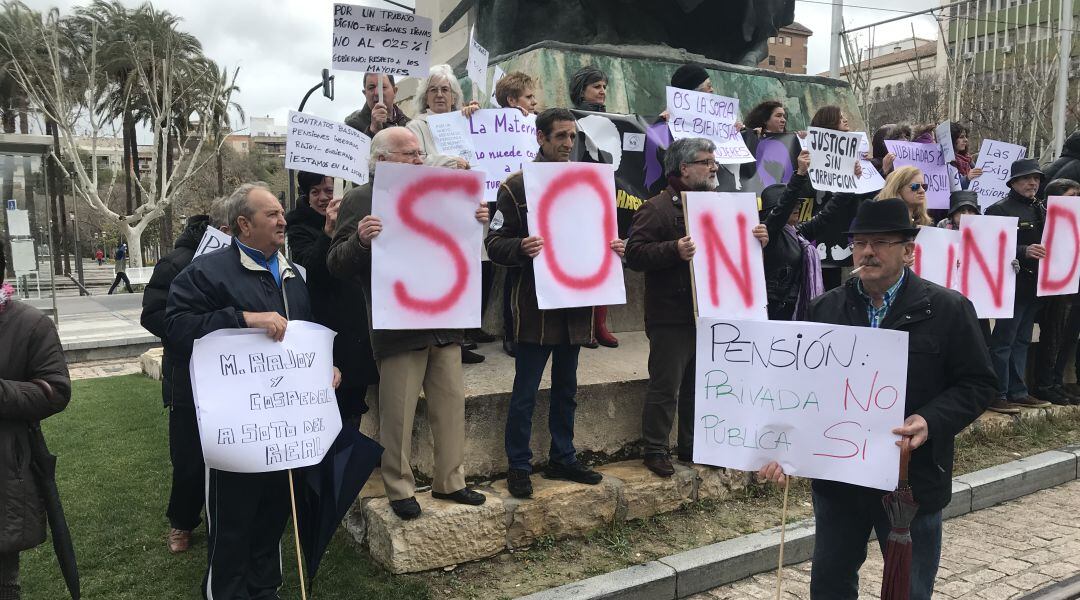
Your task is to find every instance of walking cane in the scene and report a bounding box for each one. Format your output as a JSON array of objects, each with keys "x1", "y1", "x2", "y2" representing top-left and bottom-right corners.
[{"x1": 288, "y1": 469, "x2": 308, "y2": 600}]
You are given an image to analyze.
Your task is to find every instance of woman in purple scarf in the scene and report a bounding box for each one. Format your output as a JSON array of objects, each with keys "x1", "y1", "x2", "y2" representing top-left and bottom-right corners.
[{"x1": 761, "y1": 150, "x2": 861, "y2": 320}]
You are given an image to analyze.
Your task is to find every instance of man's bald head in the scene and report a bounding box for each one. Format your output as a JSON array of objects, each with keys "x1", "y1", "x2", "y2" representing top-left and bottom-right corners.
[{"x1": 370, "y1": 126, "x2": 423, "y2": 167}]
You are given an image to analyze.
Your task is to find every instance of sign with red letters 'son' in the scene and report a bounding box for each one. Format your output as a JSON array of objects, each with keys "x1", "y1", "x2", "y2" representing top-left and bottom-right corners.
[
  {"x1": 371, "y1": 162, "x2": 485, "y2": 329},
  {"x1": 1038, "y1": 196, "x2": 1080, "y2": 297},
  {"x1": 913, "y1": 226, "x2": 960, "y2": 290},
  {"x1": 685, "y1": 192, "x2": 768, "y2": 321},
  {"x1": 523, "y1": 162, "x2": 626, "y2": 310},
  {"x1": 959, "y1": 214, "x2": 1018, "y2": 319}
]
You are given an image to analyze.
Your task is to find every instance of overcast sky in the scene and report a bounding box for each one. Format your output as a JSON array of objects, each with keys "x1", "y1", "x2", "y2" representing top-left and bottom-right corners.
[{"x1": 30, "y1": 0, "x2": 942, "y2": 135}]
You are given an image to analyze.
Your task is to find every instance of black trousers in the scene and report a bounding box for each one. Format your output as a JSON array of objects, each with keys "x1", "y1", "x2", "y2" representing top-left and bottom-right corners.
[
  {"x1": 641, "y1": 324, "x2": 696, "y2": 457},
  {"x1": 108, "y1": 272, "x2": 133, "y2": 294},
  {"x1": 203, "y1": 469, "x2": 290, "y2": 600},
  {"x1": 168, "y1": 405, "x2": 206, "y2": 531},
  {"x1": 0, "y1": 552, "x2": 18, "y2": 600}
]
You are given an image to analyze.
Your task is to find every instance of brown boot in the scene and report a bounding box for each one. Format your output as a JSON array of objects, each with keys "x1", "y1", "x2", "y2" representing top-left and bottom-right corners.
[
  {"x1": 1008, "y1": 395, "x2": 1052, "y2": 409},
  {"x1": 167, "y1": 528, "x2": 192, "y2": 554},
  {"x1": 986, "y1": 398, "x2": 1020, "y2": 415},
  {"x1": 643, "y1": 454, "x2": 675, "y2": 478},
  {"x1": 594, "y1": 306, "x2": 619, "y2": 348}
]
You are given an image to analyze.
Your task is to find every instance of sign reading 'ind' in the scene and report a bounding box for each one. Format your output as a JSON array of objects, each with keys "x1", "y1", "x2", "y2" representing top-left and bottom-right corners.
[{"x1": 694, "y1": 318, "x2": 908, "y2": 491}]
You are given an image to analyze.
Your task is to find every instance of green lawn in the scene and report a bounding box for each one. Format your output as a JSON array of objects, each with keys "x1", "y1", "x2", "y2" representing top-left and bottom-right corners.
[{"x1": 20, "y1": 375, "x2": 429, "y2": 600}]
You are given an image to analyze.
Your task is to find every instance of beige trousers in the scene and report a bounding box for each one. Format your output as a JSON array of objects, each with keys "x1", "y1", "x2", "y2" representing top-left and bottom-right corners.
[{"x1": 377, "y1": 344, "x2": 466, "y2": 500}]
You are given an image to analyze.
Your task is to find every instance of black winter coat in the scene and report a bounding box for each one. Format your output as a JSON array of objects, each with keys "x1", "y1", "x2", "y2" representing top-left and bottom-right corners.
[
  {"x1": 286, "y1": 199, "x2": 378, "y2": 391},
  {"x1": 984, "y1": 190, "x2": 1045, "y2": 297},
  {"x1": 807, "y1": 271, "x2": 997, "y2": 514},
  {"x1": 0, "y1": 297, "x2": 71, "y2": 552},
  {"x1": 762, "y1": 173, "x2": 859, "y2": 319},
  {"x1": 164, "y1": 243, "x2": 313, "y2": 367},
  {"x1": 1039, "y1": 131, "x2": 1080, "y2": 197},
  {"x1": 141, "y1": 215, "x2": 209, "y2": 407}
]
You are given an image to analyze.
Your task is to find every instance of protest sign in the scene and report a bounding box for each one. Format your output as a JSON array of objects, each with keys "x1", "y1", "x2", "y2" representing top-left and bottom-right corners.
[
  {"x1": 884, "y1": 140, "x2": 950, "y2": 209},
  {"x1": 959, "y1": 214, "x2": 1018, "y2": 318},
  {"x1": 666, "y1": 86, "x2": 753, "y2": 164},
  {"x1": 936, "y1": 121, "x2": 955, "y2": 164},
  {"x1": 189, "y1": 321, "x2": 342, "y2": 473},
  {"x1": 285, "y1": 111, "x2": 371, "y2": 186},
  {"x1": 370, "y1": 162, "x2": 485, "y2": 329},
  {"x1": 806, "y1": 127, "x2": 861, "y2": 193},
  {"x1": 194, "y1": 226, "x2": 232, "y2": 259},
  {"x1": 1038, "y1": 195, "x2": 1080, "y2": 297},
  {"x1": 745, "y1": 132, "x2": 801, "y2": 188},
  {"x1": 693, "y1": 318, "x2": 907, "y2": 491},
  {"x1": 331, "y1": 4, "x2": 432, "y2": 77},
  {"x1": 684, "y1": 192, "x2": 768, "y2": 320},
  {"x1": 489, "y1": 64, "x2": 506, "y2": 107},
  {"x1": 970, "y1": 139, "x2": 1027, "y2": 211},
  {"x1": 523, "y1": 161, "x2": 626, "y2": 309},
  {"x1": 913, "y1": 226, "x2": 960, "y2": 289},
  {"x1": 467, "y1": 27, "x2": 489, "y2": 94},
  {"x1": 429, "y1": 108, "x2": 538, "y2": 202},
  {"x1": 854, "y1": 132, "x2": 886, "y2": 195}
]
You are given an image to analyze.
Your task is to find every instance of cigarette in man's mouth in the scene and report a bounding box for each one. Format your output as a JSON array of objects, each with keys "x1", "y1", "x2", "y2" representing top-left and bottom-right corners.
[{"x1": 850, "y1": 265, "x2": 866, "y2": 275}]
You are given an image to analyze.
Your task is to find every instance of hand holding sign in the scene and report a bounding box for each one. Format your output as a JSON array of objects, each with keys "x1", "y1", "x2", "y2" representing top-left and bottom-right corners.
[{"x1": 244, "y1": 311, "x2": 289, "y2": 342}]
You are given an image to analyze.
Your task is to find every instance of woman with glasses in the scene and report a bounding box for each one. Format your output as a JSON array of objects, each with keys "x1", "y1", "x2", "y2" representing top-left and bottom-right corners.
[
  {"x1": 877, "y1": 166, "x2": 934, "y2": 226},
  {"x1": 406, "y1": 64, "x2": 479, "y2": 171}
]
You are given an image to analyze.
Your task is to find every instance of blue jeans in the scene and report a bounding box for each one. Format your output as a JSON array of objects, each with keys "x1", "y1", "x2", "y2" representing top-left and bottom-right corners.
[
  {"x1": 810, "y1": 485, "x2": 942, "y2": 600},
  {"x1": 505, "y1": 343, "x2": 580, "y2": 472},
  {"x1": 989, "y1": 292, "x2": 1042, "y2": 400}
]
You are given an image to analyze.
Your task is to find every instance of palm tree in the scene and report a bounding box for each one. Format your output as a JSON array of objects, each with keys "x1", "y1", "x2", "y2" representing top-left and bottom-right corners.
[{"x1": 207, "y1": 62, "x2": 243, "y2": 196}]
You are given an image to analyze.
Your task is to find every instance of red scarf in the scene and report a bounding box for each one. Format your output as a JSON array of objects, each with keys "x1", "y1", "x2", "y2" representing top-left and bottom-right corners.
[{"x1": 952, "y1": 152, "x2": 973, "y2": 177}]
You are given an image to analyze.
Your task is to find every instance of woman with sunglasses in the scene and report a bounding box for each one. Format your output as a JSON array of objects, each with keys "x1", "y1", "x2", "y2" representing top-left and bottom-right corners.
[{"x1": 877, "y1": 166, "x2": 934, "y2": 226}]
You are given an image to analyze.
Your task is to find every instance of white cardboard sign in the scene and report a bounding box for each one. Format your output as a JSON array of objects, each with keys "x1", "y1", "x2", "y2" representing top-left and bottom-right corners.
[
  {"x1": 806, "y1": 127, "x2": 862, "y2": 193},
  {"x1": 685, "y1": 192, "x2": 768, "y2": 321},
  {"x1": 1038, "y1": 195, "x2": 1080, "y2": 297},
  {"x1": 489, "y1": 64, "x2": 506, "y2": 107},
  {"x1": 854, "y1": 132, "x2": 885, "y2": 195},
  {"x1": 371, "y1": 162, "x2": 485, "y2": 329},
  {"x1": 694, "y1": 318, "x2": 908, "y2": 491},
  {"x1": 194, "y1": 227, "x2": 232, "y2": 259},
  {"x1": 331, "y1": 4, "x2": 432, "y2": 78},
  {"x1": 936, "y1": 121, "x2": 956, "y2": 164},
  {"x1": 523, "y1": 161, "x2": 626, "y2": 309},
  {"x1": 884, "y1": 140, "x2": 950, "y2": 210},
  {"x1": 285, "y1": 111, "x2": 371, "y2": 186},
  {"x1": 958, "y1": 214, "x2": 1018, "y2": 318},
  {"x1": 467, "y1": 27, "x2": 490, "y2": 94},
  {"x1": 666, "y1": 86, "x2": 753, "y2": 164},
  {"x1": 913, "y1": 226, "x2": 961, "y2": 290},
  {"x1": 970, "y1": 139, "x2": 1026, "y2": 211},
  {"x1": 429, "y1": 108, "x2": 539, "y2": 202},
  {"x1": 189, "y1": 321, "x2": 342, "y2": 473}
]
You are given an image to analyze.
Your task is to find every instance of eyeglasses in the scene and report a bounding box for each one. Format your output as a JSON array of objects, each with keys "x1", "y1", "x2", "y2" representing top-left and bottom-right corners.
[
  {"x1": 389, "y1": 150, "x2": 428, "y2": 159},
  {"x1": 849, "y1": 240, "x2": 910, "y2": 251},
  {"x1": 426, "y1": 86, "x2": 452, "y2": 96},
  {"x1": 686, "y1": 158, "x2": 720, "y2": 168},
  {"x1": 909, "y1": 183, "x2": 928, "y2": 192}
]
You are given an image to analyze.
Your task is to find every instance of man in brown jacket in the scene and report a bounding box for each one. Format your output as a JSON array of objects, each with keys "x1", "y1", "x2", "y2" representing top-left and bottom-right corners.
[
  {"x1": 327, "y1": 126, "x2": 489, "y2": 520},
  {"x1": 625, "y1": 137, "x2": 768, "y2": 477},
  {"x1": 0, "y1": 243, "x2": 72, "y2": 598},
  {"x1": 485, "y1": 108, "x2": 626, "y2": 498}
]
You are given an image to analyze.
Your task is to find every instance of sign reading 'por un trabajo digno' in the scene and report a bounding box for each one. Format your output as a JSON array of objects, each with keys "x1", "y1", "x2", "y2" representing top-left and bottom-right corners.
[{"x1": 331, "y1": 4, "x2": 432, "y2": 78}]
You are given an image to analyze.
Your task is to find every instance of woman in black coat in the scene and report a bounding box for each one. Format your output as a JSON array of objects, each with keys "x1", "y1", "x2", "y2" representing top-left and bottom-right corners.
[
  {"x1": 285, "y1": 171, "x2": 378, "y2": 425},
  {"x1": 761, "y1": 150, "x2": 860, "y2": 320},
  {"x1": 0, "y1": 244, "x2": 72, "y2": 596}
]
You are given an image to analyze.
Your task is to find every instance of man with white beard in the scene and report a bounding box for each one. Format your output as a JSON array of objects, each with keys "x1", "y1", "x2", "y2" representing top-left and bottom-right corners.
[{"x1": 625, "y1": 138, "x2": 768, "y2": 477}]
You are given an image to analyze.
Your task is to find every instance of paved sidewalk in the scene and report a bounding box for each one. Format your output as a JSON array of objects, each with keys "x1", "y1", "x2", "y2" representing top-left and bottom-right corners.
[
  {"x1": 27, "y1": 293, "x2": 157, "y2": 351},
  {"x1": 69, "y1": 358, "x2": 144, "y2": 380},
  {"x1": 692, "y1": 479, "x2": 1080, "y2": 599}
]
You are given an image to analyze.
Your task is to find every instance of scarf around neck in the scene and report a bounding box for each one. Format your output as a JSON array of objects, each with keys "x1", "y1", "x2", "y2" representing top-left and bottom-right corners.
[
  {"x1": 788, "y1": 225, "x2": 824, "y2": 320},
  {"x1": 952, "y1": 151, "x2": 973, "y2": 176},
  {"x1": 0, "y1": 283, "x2": 14, "y2": 315}
]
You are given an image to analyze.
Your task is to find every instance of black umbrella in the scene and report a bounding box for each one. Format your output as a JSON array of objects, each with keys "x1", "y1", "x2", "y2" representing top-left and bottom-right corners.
[
  {"x1": 295, "y1": 424, "x2": 383, "y2": 581},
  {"x1": 28, "y1": 423, "x2": 79, "y2": 600}
]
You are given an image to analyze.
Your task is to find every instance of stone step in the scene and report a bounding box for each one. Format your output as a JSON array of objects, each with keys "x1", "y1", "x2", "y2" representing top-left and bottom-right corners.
[{"x1": 348, "y1": 460, "x2": 752, "y2": 574}]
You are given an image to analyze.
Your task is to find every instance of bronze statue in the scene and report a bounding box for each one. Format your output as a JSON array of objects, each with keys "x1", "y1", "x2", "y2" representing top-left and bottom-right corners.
[{"x1": 439, "y1": 0, "x2": 796, "y2": 66}]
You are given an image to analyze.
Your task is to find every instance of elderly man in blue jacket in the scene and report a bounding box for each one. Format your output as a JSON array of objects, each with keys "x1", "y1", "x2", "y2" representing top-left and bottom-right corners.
[{"x1": 166, "y1": 182, "x2": 339, "y2": 600}]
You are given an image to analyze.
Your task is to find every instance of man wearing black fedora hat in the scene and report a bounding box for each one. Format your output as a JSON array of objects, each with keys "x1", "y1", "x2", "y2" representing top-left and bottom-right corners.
[
  {"x1": 760, "y1": 197, "x2": 997, "y2": 599},
  {"x1": 984, "y1": 158, "x2": 1053, "y2": 409}
]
